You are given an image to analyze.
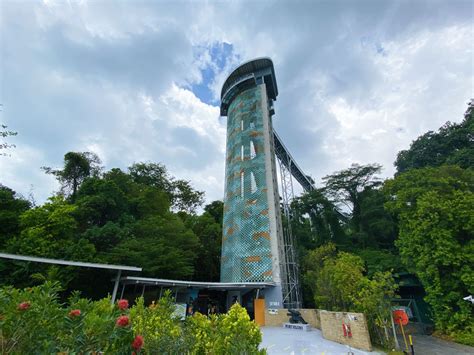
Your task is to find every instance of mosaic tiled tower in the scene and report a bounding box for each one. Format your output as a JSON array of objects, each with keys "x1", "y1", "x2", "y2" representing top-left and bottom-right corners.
[{"x1": 220, "y1": 58, "x2": 284, "y2": 307}]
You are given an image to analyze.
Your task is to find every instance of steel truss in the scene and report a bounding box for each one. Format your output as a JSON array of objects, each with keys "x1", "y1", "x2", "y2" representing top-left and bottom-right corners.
[
  {"x1": 277, "y1": 156, "x2": 302, "y2": 309},
  {"x1": 273, "y1": 130, "x2": 314, "y2": 309}
]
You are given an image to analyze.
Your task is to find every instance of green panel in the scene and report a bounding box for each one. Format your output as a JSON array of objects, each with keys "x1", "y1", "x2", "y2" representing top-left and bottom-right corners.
[{"x1": 221, "y1": 86, "x2": 273, "y2": 283}]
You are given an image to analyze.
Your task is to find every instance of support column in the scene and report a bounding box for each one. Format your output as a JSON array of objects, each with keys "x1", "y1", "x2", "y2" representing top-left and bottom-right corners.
[{"x1": 111, "y1": 269, "x2": 122, "y2": 304}]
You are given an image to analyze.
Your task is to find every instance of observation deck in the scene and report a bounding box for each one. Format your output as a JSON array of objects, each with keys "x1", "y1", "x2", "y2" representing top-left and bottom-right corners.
[{"x1": 220, "y1": 57, "x2": 278, "y2": 116}]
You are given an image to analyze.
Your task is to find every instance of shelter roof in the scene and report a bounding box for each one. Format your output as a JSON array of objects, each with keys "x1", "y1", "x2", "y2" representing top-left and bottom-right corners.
[
  {"x1": 0, "y1": 252, "x2": 142, "y2": 272},
  {"x1": 120, "y1": 276, "x2": 275, "y2": 290}
]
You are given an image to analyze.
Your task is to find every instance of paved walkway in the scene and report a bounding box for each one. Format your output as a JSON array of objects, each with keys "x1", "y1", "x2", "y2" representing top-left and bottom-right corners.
[
  {"x1": 261, "y1": 326, "x2": 383, "y2": 355},
  {"x1": 400, "y1": 334, "x2": 474, "y2": 355}
]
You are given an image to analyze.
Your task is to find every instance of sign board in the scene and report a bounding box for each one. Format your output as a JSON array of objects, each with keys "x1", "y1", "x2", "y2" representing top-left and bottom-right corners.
[{"x1": 173, "y1": 303, "x2": 187, "y2": 320}]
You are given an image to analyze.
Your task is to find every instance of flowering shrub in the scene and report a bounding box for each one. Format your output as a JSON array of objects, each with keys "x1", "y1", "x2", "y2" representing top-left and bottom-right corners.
[
  {"x1": 130, "y1": 292, "x2": 184, "y2": 353},
  {"x1": 116, "y1": 315, "x2": 131, "y2": 327},
  {"x1": 17, "y1": 301, "x2": 31, "y2": 310},
  {"x1": 0, "y1": 283, "x2": 265, "y2": 354},
  {"x1": 118, "y1": 298, "x2": 129, "y2": 310},
  {"x1": 132, "y1": 334, "x2": 144, "y2": 351},
  {"x1": 69, "y1": 309, "x2": 81, "y2": 317}
]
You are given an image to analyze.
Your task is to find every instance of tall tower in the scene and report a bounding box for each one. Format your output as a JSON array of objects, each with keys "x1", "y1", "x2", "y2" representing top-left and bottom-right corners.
[{"x1": 220, "y1": 58, "x2": 285, "y2": 308}]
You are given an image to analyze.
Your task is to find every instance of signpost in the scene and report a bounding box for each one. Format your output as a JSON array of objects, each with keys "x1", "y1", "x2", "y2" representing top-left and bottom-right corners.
[{"x1": 393, "y1": 309, "x2": 412, "y2": 354}]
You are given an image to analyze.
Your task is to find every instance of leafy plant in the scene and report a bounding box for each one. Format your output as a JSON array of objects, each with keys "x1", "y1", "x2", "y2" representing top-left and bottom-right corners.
[
  {"x1": 304, "y1": 244, "x2": 397, "y2": 347},
  {"x1": 384, "y1": 165, "x2": 474, "y2": 345},
  {"x1": 0, "y1": 283, "x2": 265, "y2": 354}
]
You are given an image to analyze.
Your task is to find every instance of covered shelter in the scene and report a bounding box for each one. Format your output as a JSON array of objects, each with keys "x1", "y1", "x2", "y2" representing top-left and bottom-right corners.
[
  {"x1": 0, "y1": 252, "x2": 142, "y2": 303},
  {"x1": 118, "y1": 276, "x2": 275, "y2": 319}
]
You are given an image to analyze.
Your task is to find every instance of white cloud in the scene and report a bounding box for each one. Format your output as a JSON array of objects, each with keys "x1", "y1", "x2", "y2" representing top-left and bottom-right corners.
[
  {"x1": 0, "y1": 145, "x2": 59, "y2": 203},
  {"x1": 0, "y1": 0, "x2": 472, "y2": 205}
]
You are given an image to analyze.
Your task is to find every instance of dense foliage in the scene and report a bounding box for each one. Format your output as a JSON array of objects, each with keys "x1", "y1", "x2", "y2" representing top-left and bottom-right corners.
[
  {"x1": 0, "y1": 282, "x2": 264, "y2": 354},
  {"x1": 384, "y1": 166, "x2": 474, "y2": 345},
  {"x1": 0, "y1": 156, "x2": 220, "y2": 297},
  {"x1": 0, "y1": 186, "x2": 30, "y2": 248},
  {"x1": 304, "y1": 243, "x2": 397, "y2": 348},
  {"x1": 0, "y1": 100, "x2": 472, "y2": 348},
  {"x1": 395, "y1": 100, "x2": 473, "y2": 173},
  {"x1": 42, "y1": 152, "x2": 102, "y2": 202},
  {"x1": 293, "y1": 101, "x2": 474, "y2": 346}
]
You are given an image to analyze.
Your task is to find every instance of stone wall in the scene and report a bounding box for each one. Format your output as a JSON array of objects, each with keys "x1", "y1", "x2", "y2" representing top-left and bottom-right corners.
[
  {"x1": 262, "y1": 308, "x2": 371, "y2": 352},
  {"x1": 299, "y1": 309, "x2": 320, "y2": 329},
  {"x1": 319, "y1": 310, "x2": 372, "y2": 351},
  {"x1": 264, "y1": 309, "x2": 288, "y2": 326},
  {"x1": 264, "y1": 309, "x2": 320, "y2": 329}
]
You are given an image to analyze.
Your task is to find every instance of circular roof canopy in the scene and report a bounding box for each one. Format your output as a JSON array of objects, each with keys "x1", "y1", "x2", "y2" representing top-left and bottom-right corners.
[{"x1": 220, "y1": 57, "x2": 278, "y2": 102}]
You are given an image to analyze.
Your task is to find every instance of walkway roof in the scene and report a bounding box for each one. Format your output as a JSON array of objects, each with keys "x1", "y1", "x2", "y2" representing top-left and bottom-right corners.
[
  {"x1": 120, "y1": 276, "x2": 275, "y2": 290},
  {"x1": 0, "y1": 252, "x2": 142, "y2": 272}
]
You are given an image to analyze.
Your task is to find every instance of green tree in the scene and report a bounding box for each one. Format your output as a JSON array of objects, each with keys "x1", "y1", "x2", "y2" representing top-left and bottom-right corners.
[
  {"x1": 321, "y1": 163, "x2": 382, "y2": 244},
  {"x1": 0, "y1": 185, "x2": 30, "y2": 247},
  {"x1": 304, "y1": 243, "x2": 397, "y2": 347},
  {"x1": 180, "y1": 200, "x2": 223, "y2": 281},
  {"x1": 384, "y1": 165, "x2": 474, "y2": 344},
  {"x1": 303, "y1": 242, "x2": 338, "y2": 308},
  {"x1": 355, "y1": 249, "x2": 402, "y2": 277},
  {"x1": 182, "y1": 203, "x2": 222, "y2": 282},
  {"x1": 128, "y1": 162, "x2": 172, "y2": 191},
  {"x1": 74, "y1": 176, "x2": 131, "y2": 228},
  {"x1": 204, "y1": 200, "x2": 224, "y2": 225},
  {"x1": 291, "y1": 189, "x2": 346, "y2": 249},
  {"x1": 2, "y1": 197, "x2": 95, "y2": 287},
  {"x1": 395, "y1": 99, "x2": 474, "y2": 173},
  {"x1": 358, "y1": 188, "x2": 398, "y2": 249},
  {"x1": 43, "y1": 152, "x2": 102, "y2": 202},
  {"x1": 128, "y1": 162, "x2": 204, "y2": 213},
  {"x1": 108, "y1": 215, "x2": 199, "y2": 279}
]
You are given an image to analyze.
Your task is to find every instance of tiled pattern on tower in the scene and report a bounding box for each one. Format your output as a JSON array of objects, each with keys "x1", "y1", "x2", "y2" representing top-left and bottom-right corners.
[{"x1": 221, "y1": 86, "x2": 273, "y2": 283}]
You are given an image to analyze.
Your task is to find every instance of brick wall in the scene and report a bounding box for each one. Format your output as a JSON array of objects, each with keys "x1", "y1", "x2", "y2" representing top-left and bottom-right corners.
[
  {"x1": 264, "y1": 309, "x2": 320, "y2": 329},
  {"x1": 319, "y1": 310, "x2": 372, "y2": 351}
]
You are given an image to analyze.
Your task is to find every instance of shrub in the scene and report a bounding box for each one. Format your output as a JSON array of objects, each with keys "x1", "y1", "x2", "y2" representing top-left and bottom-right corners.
[
  {"x1": 130, "y1": 293, "x2": 184, "y2": 353},
  {"x1": 0, "y1": 283, "x2": 265, "y2": 354},
  {"x1": 214, "y1": 303, "x2": 264, "y2": 354},
  {"x1": 182, "y1": 303, "x2": 264, "y2": 355},
  {"x1": 305, "y1": 246, "x2": 397, "y2": 348}
]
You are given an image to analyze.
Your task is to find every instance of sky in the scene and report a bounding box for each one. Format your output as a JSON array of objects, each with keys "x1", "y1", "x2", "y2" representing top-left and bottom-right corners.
[{"x1": 0, "y1": 0, "x2": 473, "y2": 206}]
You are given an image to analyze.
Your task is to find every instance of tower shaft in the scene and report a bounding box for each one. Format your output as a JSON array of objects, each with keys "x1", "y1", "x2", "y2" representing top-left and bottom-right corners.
[{"x1": 220, "y1": 58, "x2": 285, "y2": 308}]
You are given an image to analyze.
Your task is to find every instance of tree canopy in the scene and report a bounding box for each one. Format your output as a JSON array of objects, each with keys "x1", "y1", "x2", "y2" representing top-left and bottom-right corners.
[
  {"x1": 384, "y1": 166, "x2": 474, "y2": 342},
  {"x1": 42, "y1": 152, "x2": 102, "y2": 202},
  {"x1": 0, "y1": 186, "x2": 30, "y2": 247},
  {"x1": 322, "y1": 163, "x2": 382, "y2": 235},
  {"x1": 395, "y1": 100, "x2": 474, "y2": 173},
  {"x1": 1, "y1": 153, "x2": 213, "y2": 297}
]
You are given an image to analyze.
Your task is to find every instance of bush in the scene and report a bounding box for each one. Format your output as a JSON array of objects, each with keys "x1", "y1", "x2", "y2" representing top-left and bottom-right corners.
[
  {"x1": 130, "y1": 292, "x2": 183, "y2": 353},
  {"x1": 0, "y1": 283, "x2": 265, "y2": 354},
  {"x1": 305, "y1": 245, "x2": 397, "y2": 348}
]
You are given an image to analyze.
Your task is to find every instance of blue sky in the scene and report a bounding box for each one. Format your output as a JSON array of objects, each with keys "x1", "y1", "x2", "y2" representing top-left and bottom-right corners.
[
  {"x1": 0, "y1": 0, "x2": 472, "y2": 205},
  {"x1": 191, "y1": 42, "x2": 236, "y2": 105}
]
